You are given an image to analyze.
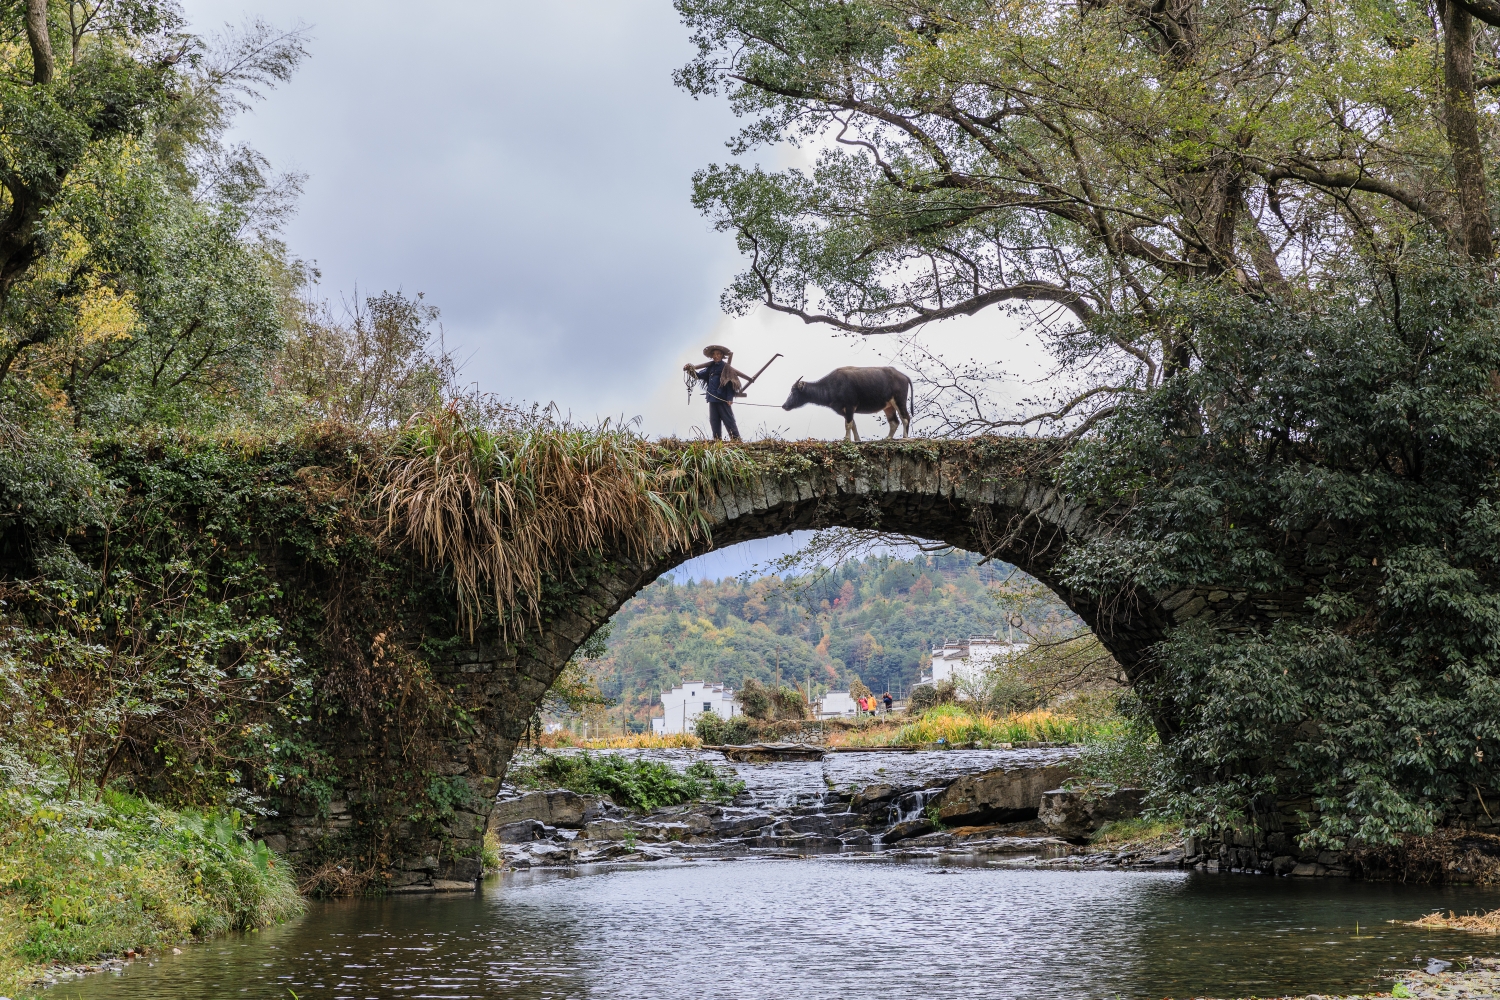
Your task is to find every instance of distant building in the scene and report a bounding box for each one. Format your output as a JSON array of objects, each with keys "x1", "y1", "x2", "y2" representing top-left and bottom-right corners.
[
  {"x1": 652, "y1": 681, "x2": 738, "y2": 735},
  {"x1": 922, "y1": 634, "x2": 1028, "y2": 692},
  {"x1": 816, "y1": 691, "x2": 857, "y2": 719}
]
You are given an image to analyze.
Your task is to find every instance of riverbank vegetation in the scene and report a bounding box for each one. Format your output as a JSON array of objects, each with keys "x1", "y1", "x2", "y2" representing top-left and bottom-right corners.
[
  {"x1": 506, "y1": 752, "x2": 744, "y2": 811},
  {"x1": 679, "y1": 0, "x2": 1500, "y2": 854},
  {"x1": 0, "y1": 773, "x2": 301, "y2": 997},
  {"x1": 827, "y1": 704, "x2": 1120, "y2": 749},
  {"x1": 1059, "y1": 269, "x2": 1500, "y2": 849}
]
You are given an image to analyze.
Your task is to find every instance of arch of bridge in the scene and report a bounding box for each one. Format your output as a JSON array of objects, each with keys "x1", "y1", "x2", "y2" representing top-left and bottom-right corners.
[
  {"x1": 446, "y1": 440, "x2": 1179, "y2": 792},
  {"x1": 365, "y1": 438, "x2": 1312, "y2": 883}
]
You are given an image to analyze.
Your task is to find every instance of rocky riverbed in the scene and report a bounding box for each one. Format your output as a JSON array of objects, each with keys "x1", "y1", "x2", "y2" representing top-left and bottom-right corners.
[{"x1": 490, "y1": 746, "x2": 1160, "y2": 871}]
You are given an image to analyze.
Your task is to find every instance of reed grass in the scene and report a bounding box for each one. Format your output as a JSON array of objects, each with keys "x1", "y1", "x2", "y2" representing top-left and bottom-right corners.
[
  {"x1": 830, "y1": 705, "x2": 1122, "y2": 748},
  {"x1": 376, "y1": 407, "x2": 751, "y2": 635},
  {"x1": 540, "y1": 731, "x2": 704, "y2": 750}
]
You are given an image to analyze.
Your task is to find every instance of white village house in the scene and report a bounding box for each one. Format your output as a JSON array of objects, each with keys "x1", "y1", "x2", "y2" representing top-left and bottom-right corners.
[
  {"x1": 815, "y1": 691, "x2": 857, "y2": 719},
  {"x1": 652, "y1": 681, "x2": 739, "y2": 735},
  {"x1": 922, "y1": 634, "x2": 1029, "y2": 693}
]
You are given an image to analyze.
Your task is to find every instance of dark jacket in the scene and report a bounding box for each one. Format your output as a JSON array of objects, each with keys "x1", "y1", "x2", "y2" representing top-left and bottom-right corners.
[{"x1": 694, "y1": 360, "x2": 740, "y2": 404}]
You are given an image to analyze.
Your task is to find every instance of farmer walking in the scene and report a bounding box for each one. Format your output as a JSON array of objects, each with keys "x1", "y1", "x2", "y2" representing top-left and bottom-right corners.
[{"x1": 684, "y1": 344, "x2": 747, "y2": 442}]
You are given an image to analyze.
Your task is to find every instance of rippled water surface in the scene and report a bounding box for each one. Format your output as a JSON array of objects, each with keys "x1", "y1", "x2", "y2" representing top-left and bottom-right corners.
[{"x1": 59, "y1": 860, "x2": 1500, "y2": 1000}]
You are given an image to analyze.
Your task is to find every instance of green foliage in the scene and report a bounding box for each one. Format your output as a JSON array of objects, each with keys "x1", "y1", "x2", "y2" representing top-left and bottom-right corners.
[
  {"x1": 693, "y1": 710, "x2": 755, "y2": 745},
  {"x1": 733, "y1": 677, "x2": 809, "y2": 721},
  {"x1": 0, "y1": 425, "x2": 476, "y2": 864},
  {"x1": 0, "y1": 420, "x2": 115, "y2": 574},
  {"x1": 675, "y1": 0, "x2": 1472, "y2": 433},
  {"x1": 0, "y1": 777, "x2": 301, "y2": 994},
  {"x1": 906, "y1": 681, "x2": 955, "y2": 714},
  {"x1": 410, "y1": 776, "x2": 475, "y2": 825},
  {"x1": 1072, "y1": 715, "x2": 1166, "y2": 793},
  {"x1": 511, "y1": 752, "x2": 745, "y2": 811},
  {"x1": 1088, "y1": 817, "x2": 1182, "y2": 848},
  {"x1": 0, "y1": 11, "x2": 308, "y2": 428},
  {"x1": 546, "y1": 623, "x2": 614, "y2": 716},
  {"x1": 1056, "y1": 263, "x2": 1500, "y2": 846},
  {"x1": 59, "y1": 200, "x2": 286, "y2": 428},
  {"x1": 273, "y1": 290, "x2": 456, "y2": 429}
]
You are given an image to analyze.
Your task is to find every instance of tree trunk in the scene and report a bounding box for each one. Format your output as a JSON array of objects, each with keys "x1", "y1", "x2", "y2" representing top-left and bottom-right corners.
[
  {"x1": 1442, "y1": 0, "x2": 1494, "y2": 260},
  {"x1": 25, "y1": 0, "x2": 54, "y2": 85}
]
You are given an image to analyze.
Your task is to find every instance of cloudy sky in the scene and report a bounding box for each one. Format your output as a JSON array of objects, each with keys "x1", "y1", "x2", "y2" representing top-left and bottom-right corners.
[
  {"x1": 179, "y1": 1, "x2": 1052, "y2": 575},
  {"x1": 179, "y1": 0, "x2": 1053, "y2": 433}
]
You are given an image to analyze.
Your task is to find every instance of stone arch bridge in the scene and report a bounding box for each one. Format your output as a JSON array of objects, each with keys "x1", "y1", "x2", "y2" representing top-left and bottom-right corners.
[{"x1": 316, "y1": 438, "x2": 1307, "y2": 887}]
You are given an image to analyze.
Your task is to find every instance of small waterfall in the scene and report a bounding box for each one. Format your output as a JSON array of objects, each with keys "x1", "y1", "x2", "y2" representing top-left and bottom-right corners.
[{"x1": 886, "y1": 787, "x2": 941, "y2": 828}]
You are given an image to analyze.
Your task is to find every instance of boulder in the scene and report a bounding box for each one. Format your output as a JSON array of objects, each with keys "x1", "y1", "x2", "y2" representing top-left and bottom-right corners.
[
  {"x1": 933, "y1": 764, "x2": 1076, "y2": 826},
  {"x1": 1037, "y1": 787, "x2": 1146, "y2": 840},
  {"x1": 490, "y1": 789, "x2": 595, "y2": 829},
  {"x1": 849, "y1": 782, "x2": 899, "y2": 811},
  {"x1": 447, "y1": 855, "x2": 483, "y2": 881},
  {"x1": 495, "y1": 819, "x2": 547, "y2": 843}
]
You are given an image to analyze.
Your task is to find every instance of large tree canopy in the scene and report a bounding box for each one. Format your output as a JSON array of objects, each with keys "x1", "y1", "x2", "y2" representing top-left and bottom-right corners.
[
  {"x1": 0, "y1": 1, "x2": 308, "y2": 421},
  {"x1": 678, "y1": 0, "x2": 1500, "y2": 423}
]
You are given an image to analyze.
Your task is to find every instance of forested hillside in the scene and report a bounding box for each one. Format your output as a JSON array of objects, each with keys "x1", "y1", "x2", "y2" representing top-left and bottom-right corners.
[{"x1": 593, "y1": 552, "x2": 1076, "y2": 726}]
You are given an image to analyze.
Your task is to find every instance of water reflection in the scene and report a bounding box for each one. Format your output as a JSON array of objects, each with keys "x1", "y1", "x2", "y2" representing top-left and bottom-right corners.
[{"x1": 56, "y1": 860, "x2": 1500, "y2": 1000}]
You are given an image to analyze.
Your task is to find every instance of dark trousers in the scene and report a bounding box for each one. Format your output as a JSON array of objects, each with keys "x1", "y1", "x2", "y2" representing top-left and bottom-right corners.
[{"x1": 708, "y1": 400, "x2": 741, "y2": 441}]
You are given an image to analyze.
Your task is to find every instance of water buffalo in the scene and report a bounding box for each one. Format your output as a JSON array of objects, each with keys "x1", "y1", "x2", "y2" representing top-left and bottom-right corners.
[{"x1": 781, "y1": 366, "x2": 913, "y2": 442}]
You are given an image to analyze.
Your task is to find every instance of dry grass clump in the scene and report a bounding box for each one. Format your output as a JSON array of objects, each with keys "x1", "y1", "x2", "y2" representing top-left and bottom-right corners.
[
  {"x1": 377, "y1": 407, "x2": 751, "y2": 635},
  {"x1": 1407, "y1": 908, "x2": 1500, "y2": 932},
  {"x1": 297, "y1": 859, "x2": 379, "y2": 896}
]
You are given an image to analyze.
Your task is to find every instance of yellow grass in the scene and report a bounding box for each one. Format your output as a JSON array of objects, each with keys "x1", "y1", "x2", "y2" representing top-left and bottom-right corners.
[
  {"x1": 1406, "y1": 908, "x2": 1500, "y2": 933},
  {"x1": 535, "y1": 731, "x2": 703, "y2": 750},
  {"x1": 829, "y1": 705, "x2": 1112, "y2": 748}
]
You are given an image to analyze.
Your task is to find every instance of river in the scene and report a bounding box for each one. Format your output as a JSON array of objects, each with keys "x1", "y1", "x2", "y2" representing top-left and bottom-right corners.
[
  {"x1": 54, "y1": 748, "x2": 1500, "y2": 998},
  {"x1": 60, "y1": 858, "x2": 1500, "y2": 999}
]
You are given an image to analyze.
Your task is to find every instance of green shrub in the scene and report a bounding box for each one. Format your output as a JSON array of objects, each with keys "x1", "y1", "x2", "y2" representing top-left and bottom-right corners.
[
  {"x1": 693, "y1": 711, "x2": 756, "y2": 745},
  {"x1": 1071, "y1": 714, "x2": 1166, "y2": 792},
  {"x1": 510, "y1": 752, "x2": 744, "y2": 810}
]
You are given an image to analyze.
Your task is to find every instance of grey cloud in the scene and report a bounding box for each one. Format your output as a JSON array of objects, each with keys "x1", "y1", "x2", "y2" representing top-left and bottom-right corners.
[{"x1": 183, "y1": 0, "x2": 748, "y2": 416}]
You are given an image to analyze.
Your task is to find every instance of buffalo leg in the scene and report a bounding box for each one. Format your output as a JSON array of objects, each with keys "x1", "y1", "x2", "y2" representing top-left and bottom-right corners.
[
  {"x1": 883, "y1": 401, "x2": 899, "y2": 439},
  {"x1": 893, "y1": 395, "x2": 912, "y2": 438},
  {"x1": 844, "y1": 411, "x2": 860, "y2": 442}
]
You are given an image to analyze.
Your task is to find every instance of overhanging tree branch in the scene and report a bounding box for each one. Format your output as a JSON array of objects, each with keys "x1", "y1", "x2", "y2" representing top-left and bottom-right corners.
[{"x1": 758, "y1": 277, "x2": 1098, "y2": 333}]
